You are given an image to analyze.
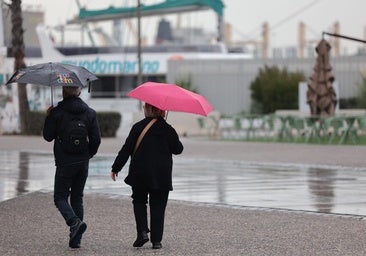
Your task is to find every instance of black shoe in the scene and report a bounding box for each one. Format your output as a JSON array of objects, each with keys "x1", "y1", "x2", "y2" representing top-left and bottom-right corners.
[
  {"x1": 133, "y1": 231, "x2": 149, "y2": 247},
  {"x1": 69, "y1": 242, "x2": 81, "y2": 249},
  {"x1": 69, "y1": 220, "x2": 87, "y2": 245},
  {"x1": 69, "y1": 234, "x2": 81, "y2": 249},
  {"x1": 152, "y1": 242, "x2": 162, "y2": 249}
]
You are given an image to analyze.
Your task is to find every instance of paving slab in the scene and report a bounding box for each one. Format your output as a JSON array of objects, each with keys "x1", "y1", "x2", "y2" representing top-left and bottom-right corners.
[{"x1": 1, "y1": 192, "x2": 366, "y2": 256}]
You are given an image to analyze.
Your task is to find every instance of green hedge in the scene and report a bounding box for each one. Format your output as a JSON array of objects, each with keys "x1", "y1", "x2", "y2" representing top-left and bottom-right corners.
[
  {"x1": 26, "y1": 111, "x2": 47, "y2": 135},
  {"x1": 96, "y1": 111, "x2": 122, "y2": 137},
  {"x1": 25, "y1": 111, "x2": 122, "y2": 137},
  {"x1": 250, "y1": 65, "x2": 306, "y2": 114}
]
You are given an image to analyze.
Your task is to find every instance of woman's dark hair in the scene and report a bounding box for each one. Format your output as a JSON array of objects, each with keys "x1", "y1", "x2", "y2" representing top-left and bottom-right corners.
[{"x1": 144, "y1": 103, "x2": 166, "y2": 118}]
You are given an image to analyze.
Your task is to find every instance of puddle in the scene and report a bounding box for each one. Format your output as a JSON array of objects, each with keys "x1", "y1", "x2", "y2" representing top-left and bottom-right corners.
[{"x1": 1, "y1": 150, "x2": 366, "y2": 216}]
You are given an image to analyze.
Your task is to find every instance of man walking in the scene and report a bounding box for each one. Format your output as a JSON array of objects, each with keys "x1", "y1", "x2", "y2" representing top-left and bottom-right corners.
[{"x1": 43, "y1": 86, "x2": 101, "y2": 248}]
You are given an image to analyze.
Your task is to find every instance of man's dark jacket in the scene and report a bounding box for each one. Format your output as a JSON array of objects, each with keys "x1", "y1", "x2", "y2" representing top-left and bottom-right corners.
[
  {"x1": 111, "y1": 116, "x2": 183, "y2": 191},
  {"x1": 43, "y1": 97, "x2": 101, "y2": 167}
]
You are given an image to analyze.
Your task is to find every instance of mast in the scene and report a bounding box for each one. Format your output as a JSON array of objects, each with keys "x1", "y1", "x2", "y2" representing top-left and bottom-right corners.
[{"x1": 74, "y1": 0, "x2": 95, "y2": 46}]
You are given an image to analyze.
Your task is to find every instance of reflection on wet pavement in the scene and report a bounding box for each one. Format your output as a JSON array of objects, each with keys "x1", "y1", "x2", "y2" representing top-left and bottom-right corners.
[{"x1": 1, "y1": 150, "x2": 366, "y2": 216}]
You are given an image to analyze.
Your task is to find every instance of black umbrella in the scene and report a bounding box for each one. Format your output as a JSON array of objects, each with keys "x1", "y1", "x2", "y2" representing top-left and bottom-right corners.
[{"x1": 6, "y1": 62, "x2": 99, "y2": 104}]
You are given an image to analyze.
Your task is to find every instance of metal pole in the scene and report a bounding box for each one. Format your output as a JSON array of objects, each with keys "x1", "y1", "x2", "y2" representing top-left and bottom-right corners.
[
  {"x1": 323, "y1": 32, "x2": 366, "y2": 44},
  {"x1": 137, "y1": 0, "x2": 143, "y2": 110},
  {"x1": 137, "y1": 0, "x2": 142, "y2": 86},
  {"x1": 0, "y1": 1, "x2": 4, "y2": 47},
  {"x1": 217, "y1": 13, "x2": 223, "y2": 42}
]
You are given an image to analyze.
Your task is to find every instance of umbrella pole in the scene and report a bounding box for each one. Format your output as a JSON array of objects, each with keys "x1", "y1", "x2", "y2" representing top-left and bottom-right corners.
[{"x1": 51, "y1": 86, "x2": 53, "y2": 106}]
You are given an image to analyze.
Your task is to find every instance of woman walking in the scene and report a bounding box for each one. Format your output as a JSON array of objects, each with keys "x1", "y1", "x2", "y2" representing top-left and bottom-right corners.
[{"x1": 110, "y1": 103, "x2": 183, "y2": 249}]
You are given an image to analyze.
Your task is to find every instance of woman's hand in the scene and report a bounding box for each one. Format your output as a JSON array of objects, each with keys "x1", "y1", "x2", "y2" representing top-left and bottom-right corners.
[{"x1": 110, "y1": 171, "x2": 118, "y2": 181}]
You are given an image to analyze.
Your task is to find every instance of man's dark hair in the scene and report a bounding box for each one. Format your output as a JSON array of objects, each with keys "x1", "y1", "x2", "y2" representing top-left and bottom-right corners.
[{"x1": 63, "y1": 86, "x2": 81, "y2": 98}]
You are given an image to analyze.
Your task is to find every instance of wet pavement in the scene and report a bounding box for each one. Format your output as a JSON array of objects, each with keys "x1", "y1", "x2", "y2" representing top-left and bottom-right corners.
[{"x1": 2, "y1": 150, "x2": 366, "y2": 216}]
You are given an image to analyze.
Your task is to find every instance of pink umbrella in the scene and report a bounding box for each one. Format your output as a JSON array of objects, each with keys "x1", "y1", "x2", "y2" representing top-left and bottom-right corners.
[{"x1": 127, "y1": 82, "x2": 213, "y2": 116}]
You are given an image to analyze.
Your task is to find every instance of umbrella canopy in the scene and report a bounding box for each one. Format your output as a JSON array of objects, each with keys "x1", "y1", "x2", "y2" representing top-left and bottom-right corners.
[
  {"x1": 307, "y1": 39, "x2": 337, "y2": 116},
  {"x1": 5, "y1": 62, "x2": 99, "y2": 105},
  {"x1": 127, "y1": 82, "x2": 213, "y2": 116},
  {"x1": 6, "y1": 62, "x2": 99, "y2": 88}
]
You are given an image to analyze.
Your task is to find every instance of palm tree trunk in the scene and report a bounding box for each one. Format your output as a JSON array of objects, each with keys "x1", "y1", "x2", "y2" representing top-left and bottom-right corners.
[{"x1": 9, "y1": 0, "x2": 29, "y2": 133}]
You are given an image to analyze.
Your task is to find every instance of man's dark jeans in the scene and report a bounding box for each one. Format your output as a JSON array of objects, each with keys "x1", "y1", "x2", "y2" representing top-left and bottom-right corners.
[{"x1": 54, "y1": 161, "x2": 89, "y2": 226}]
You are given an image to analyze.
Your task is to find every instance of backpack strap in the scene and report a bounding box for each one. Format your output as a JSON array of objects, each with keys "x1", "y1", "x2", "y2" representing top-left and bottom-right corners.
[{"x1": 132, "y1": 118, "x2": 157, "y2": 157}]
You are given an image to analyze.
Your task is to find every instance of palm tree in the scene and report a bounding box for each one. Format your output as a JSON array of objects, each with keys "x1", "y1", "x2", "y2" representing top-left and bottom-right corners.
[{"x1": 7, "y1": 0, "x2": 29, "y2": 133}]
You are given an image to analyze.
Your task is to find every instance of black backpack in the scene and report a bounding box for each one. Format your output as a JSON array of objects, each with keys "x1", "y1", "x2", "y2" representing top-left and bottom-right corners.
[{"x1": 58, "y1": 113, "x2": 89, "y2": 154}]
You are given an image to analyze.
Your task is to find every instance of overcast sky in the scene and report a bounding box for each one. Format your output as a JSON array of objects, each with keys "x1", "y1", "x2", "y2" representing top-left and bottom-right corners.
[{"x1": 21, "y1": 0, "x2": 366, "y2": 54}]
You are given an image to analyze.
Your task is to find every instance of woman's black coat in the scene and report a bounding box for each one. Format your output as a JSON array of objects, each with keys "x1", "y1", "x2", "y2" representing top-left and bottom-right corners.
[{"x1": 111, "y1": 116, "x2": 183, "y2": 191}]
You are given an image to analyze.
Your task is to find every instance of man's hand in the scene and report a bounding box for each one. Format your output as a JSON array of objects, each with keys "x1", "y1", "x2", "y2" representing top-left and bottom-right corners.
[
  {"x1": 110, "y1": 172, "x2": 118, "y2": 181},
  {"x1": 46, "y1": 106, "x2": 53, "y2": 115}
]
